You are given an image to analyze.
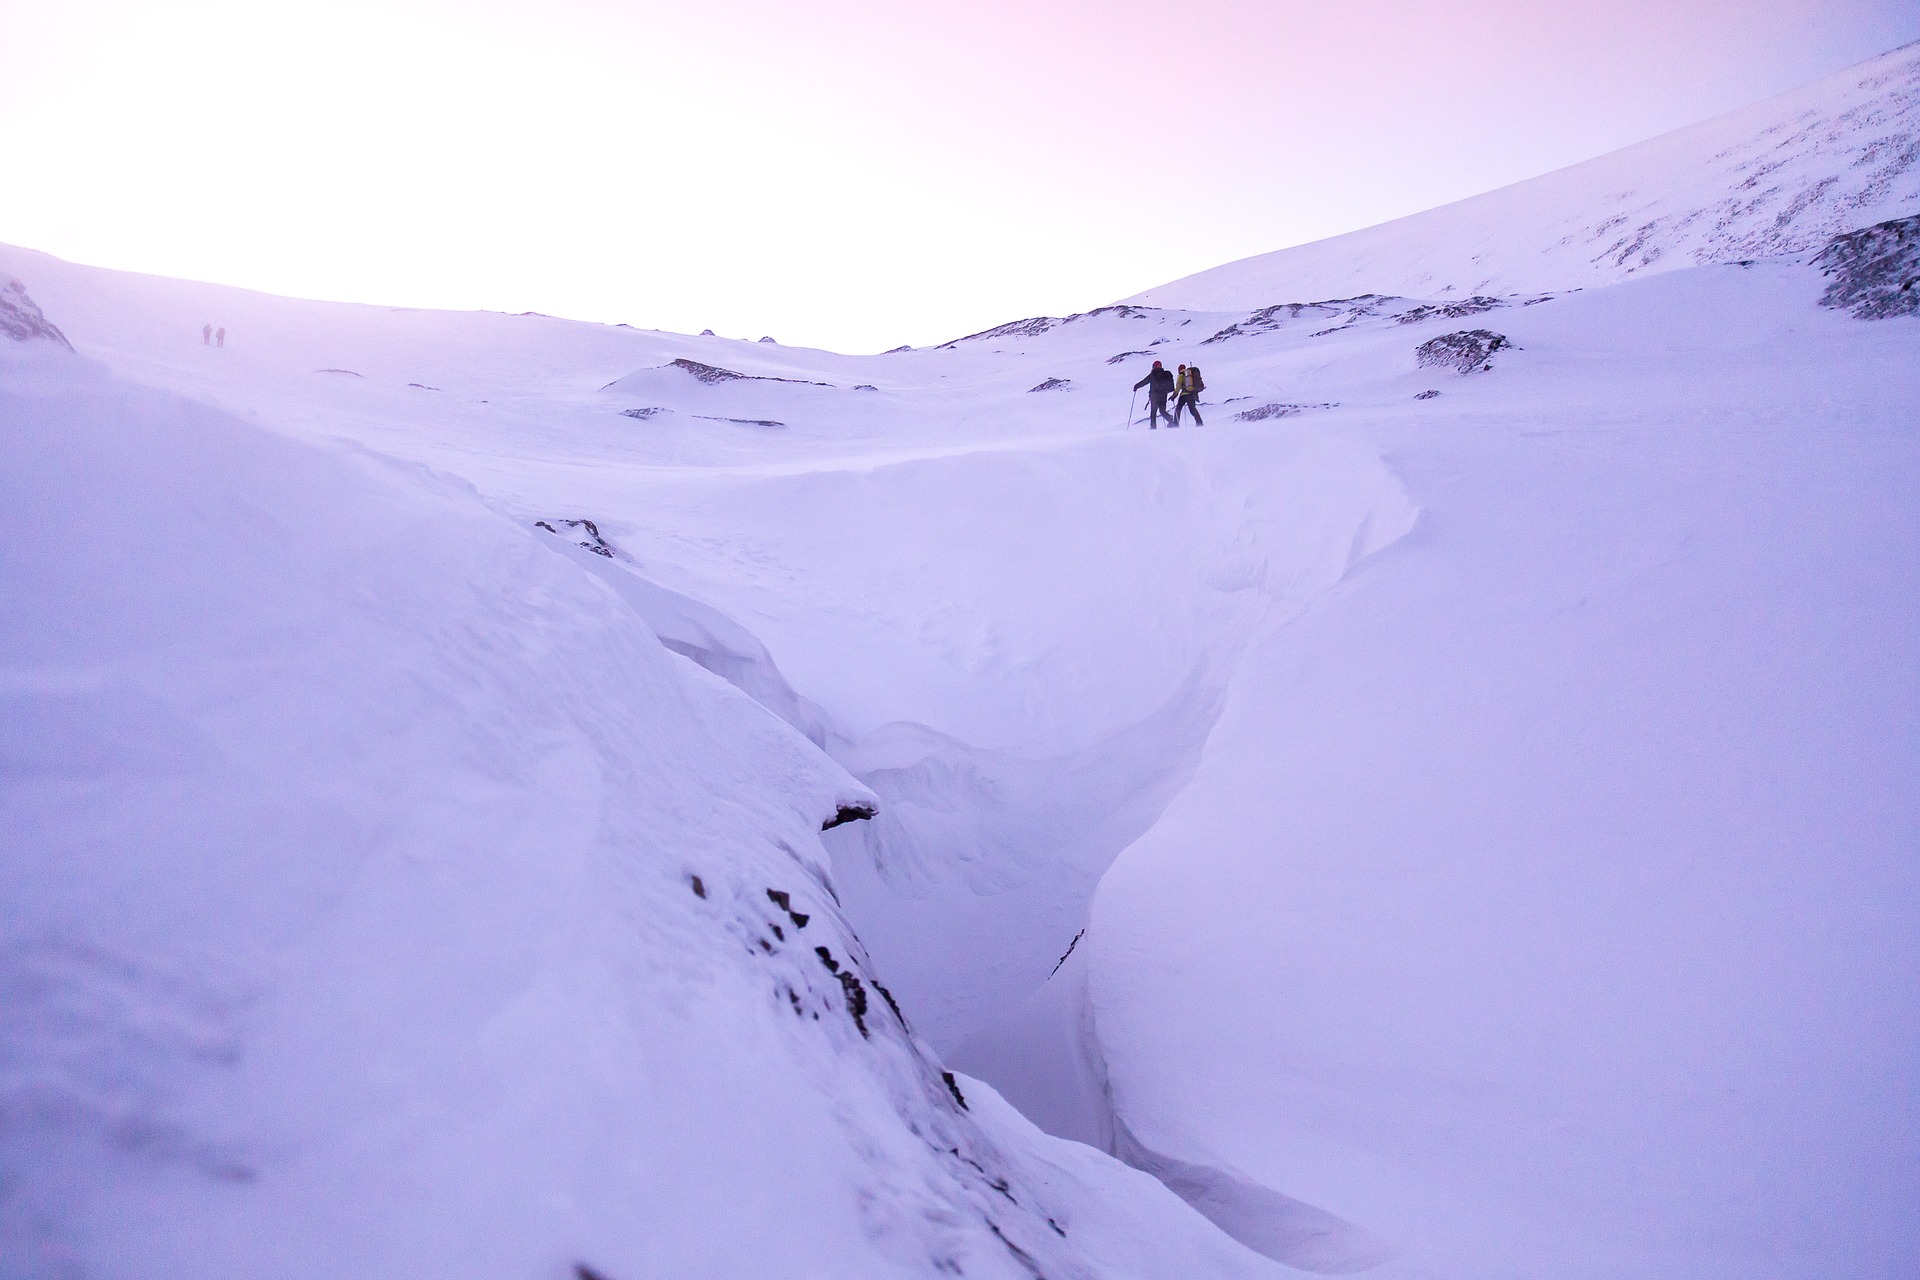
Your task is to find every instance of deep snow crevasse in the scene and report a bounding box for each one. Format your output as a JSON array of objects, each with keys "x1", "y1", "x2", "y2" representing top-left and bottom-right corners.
[{"x1": 531, "y1": 432, "x2": 1425, "y2": 1263}]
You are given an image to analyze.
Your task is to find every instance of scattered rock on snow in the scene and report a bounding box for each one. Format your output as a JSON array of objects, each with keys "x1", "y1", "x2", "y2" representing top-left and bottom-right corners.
[
  {"x1": 823, "y1": 802, "x2": 877, "y2": 831},
  {"x1": 765, "y1": 889, "x2": 810, "y2": 929},
  {"x1": 534, "y1": 518, "x2": 616, "y2": 558},
  {"x1": 315, "y1": 368, "x2": 364, "y2": 377},
  {"x1": 621, "y1": 407, "x2": 665, "y2": 419},
  {"x1": 1416, "y1": 329, "x2": 1516, "y2": 374},
  {"x1": 693, "y1": 414, "x2": 785, "y2": 428},
  {"x1": 939, "y1": 315, "x2": 1062, "y2": 348},
  {"x1": 813, "y1": 946, "x2": 870, "y2": 1038},
  {"x1": 1396, "y1": 296, "x2": 1506, "y2": 325},
  {"x1": 667, "y1": 357, "x2": 829, "y2": 388},
  {"x1": 1415, "y1": 389, "x2": 1442, "y2": 400},
  {"x1": 1233, "y1": 402, "x2": 1337, "y2": 422},
  {"x1": 1027, "y1": 378, "x2": 1071, "y2": 393},
  {"x1": 671, "y1": 357, "x2": 751, "y2": 383},
  {"x1": 1813, "y1": 214, "x2": 1920, "y2": 319},
  {"x1": 758, "y1": 335, "x2": 777, "y2": 344},
  {"x1": 0, "y1": 280, "x2": 74, "y2": 350},
  {"x1": 1106, "y1": 349, "x2": 1155, "y2": 364}
]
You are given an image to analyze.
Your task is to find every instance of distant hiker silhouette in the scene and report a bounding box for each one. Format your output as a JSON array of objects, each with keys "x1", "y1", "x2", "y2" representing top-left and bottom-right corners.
[
  {"x1": 216, "y1": 327, "x2": 225, "y2": 349},
  {"x1": 1134, "y1": 360, "x2": 1175, "y2": 429},
  {"x1": 1173, "y1": 363, "x2": 1204, "y2": 426},
  {"x1": 203, "y1": 324, "x2": 212, "y2": 345}
]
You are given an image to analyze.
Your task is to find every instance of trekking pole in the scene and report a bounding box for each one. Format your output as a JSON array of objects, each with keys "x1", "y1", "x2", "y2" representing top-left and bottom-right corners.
[{"x1": 1126, "y1": 387, "x2": 1137, "y2": 431}]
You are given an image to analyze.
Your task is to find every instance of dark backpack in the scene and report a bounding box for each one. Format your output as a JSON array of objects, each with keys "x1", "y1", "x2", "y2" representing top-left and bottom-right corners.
[{"x1": 1188, "y1": 366, "x2": 1205, "y2": 394}]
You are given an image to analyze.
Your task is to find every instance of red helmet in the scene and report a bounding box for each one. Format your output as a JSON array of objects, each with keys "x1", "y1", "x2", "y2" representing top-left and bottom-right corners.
[{"x1": 1152, "y1": 360, "x2": 1163, "y2": 369}]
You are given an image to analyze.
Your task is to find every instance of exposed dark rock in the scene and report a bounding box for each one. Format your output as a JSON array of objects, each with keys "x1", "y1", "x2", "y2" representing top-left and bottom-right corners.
[
  {"x1": 1233, "y1": 402, "x2": 1338, "y2": 422},
  {"x1": 689, "y1": 874, "x2": 706, "y2": 898},
  {"x1": 938, "y1": 303, "x2": 1157, "y2": 350},
  {"x1": 1814, "y1": 214, "x2": 1920, "y2": 318},
  {"x1": 667, "y1": 357, "x2": 828, "y2": 388},
  {"x1": 534, "y1": 518, "x2": 615, "y2": 558},
  {"x1": 758, "y1": 335, "x2": 777, "y2": 344},
  {"x1": 872, "y1": 979, "x2": 907, "y2": 1029},
  {"x1": 986, "y1": 1221, "x2": 1044, "y2": 1278},
  {"x1": 671, "y1": 357, "x2": 750, "y2": 383},
  {"x1": 1396, "y1": 296, "x2": 1506, "y2": 325},
  {"x1": 1415, "y1": 389, "x2": 1442, "y2": 400},
  {"x1": 1106, "y1": 349, "x2": 1155, "y2": 364},
  {"x1": 699, "y1": 328, "x2": 715, "y2": 336},
  {"x1": 766, "y1": 888, "x2": 809, "y2": 929},
  {"x1": 1416, "y1": 329, "x2": 1516, "y2": 374},
  {"x1": 942, "y1": 1071, "x2": 968, "y2": 1110},
  {"x1": 940, "y1": 315, "x2": 1062, "y2": 348},
  {"x1": 853, "y1": 383, "x2": 879, "y2": 391},
  {"x1": 407, "y1": 382, "x2": 441, "y2": 391},
  {"x1": 693, "y1": 414, "x2": 785, "y2": 428},
  {"x1": 621, "y1": 407, "x2": 664, "y2": 419},
  {"x1": 1202, "y1": 301, "x2": 1338, "y2": 345},
  {"x1": 814, "y1": 946, "x2": 869, "y2": 1038},
  {"x1": 1027, "y1": 377, "x2": 1071, "y2": 393},
  {"x1": 315, "y1": 368, "x2": 363, "y2": 377},
  {"x1": 822, "y1": 802, "x2": 877, "y2": 831},
  {"x1": 1048, "y1": 929, "x2": 1085, "y2": 978},
  {"x1": 576, "y1": 1264, "x2": 613, "y2": 1280},
  {"x1": 884, "y1": 344, "x2": 912, "y2": 354}
]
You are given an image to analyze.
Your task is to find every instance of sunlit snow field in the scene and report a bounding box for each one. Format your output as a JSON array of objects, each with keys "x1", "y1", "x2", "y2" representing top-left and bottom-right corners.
[{"x1": 4, "y1": 41, "x2": 1918, "y2": 1280}]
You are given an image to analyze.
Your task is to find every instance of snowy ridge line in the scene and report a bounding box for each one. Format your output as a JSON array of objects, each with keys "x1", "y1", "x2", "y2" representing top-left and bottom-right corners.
[{"x1": 934, "y1": 303, "x2": 1156, "y2": 349}]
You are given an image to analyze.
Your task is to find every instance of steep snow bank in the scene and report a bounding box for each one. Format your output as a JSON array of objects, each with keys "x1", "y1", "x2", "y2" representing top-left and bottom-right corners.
[
  {"x1": 0, "y1": 330, "x2": 1284, "y2": 1279},
  {"x1": 1087, "y1": 263, "x2": 1920, "y2": 1276}
]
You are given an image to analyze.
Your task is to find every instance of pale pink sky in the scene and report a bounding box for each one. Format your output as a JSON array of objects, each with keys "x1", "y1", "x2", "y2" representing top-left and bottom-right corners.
[{"x1": 3, "y1": 0, "x2": 1916, "y2": 351}]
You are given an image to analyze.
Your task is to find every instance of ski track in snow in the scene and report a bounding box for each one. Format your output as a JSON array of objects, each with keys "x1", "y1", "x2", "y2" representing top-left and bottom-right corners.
[{"x1": 4, "y1": 39, "x2": 1920, "y2": 1280}]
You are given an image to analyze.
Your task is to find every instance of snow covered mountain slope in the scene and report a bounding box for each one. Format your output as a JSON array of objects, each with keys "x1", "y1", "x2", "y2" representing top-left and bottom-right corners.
[
  {"x1": 1130, "y1": 41, "x2": 1920, "y2": 310},
  {"x1": 0, "y1": 296, "x2": 1289, "y2": 1280},
  {"x1": 3, "y1": 48, "x2": 1918, "y2": 1278}
]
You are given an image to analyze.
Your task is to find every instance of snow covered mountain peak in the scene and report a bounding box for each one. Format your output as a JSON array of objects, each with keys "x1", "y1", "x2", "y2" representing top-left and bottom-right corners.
[{"x1": 1131, "y1": 40, "x2": 1920, "y2": 310}]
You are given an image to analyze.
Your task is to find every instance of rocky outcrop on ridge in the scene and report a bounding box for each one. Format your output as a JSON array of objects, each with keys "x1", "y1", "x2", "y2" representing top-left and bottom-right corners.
[
  {"x1": 2, "y1": 278, "x2": 73, "y2": 350},
  {"x1": 1417, "y1": 329, "x2": 1516, "y2": 374},
  {"x1": 1814, "y1": 214, "x2": 1920, "y2": 318}
]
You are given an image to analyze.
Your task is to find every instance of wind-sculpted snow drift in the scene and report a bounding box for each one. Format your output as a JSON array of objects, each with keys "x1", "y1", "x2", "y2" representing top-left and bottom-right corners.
[{"x1": 5, "y1": 39, "x2": 1920, "y2": 1280}]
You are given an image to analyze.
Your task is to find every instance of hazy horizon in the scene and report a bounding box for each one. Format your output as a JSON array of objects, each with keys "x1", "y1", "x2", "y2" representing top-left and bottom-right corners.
[{"x1": 4, "y1": 0, "x2": 1917, "y2": 352}]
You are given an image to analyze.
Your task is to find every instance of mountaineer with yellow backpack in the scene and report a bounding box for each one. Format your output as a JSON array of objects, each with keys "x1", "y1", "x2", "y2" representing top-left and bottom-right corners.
[{"x1": 1173, "y1": 363, "x2": 1205, "y2": 427}]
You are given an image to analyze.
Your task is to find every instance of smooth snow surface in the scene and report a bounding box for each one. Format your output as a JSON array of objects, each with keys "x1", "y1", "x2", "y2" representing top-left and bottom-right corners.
[
  {"x1": 5, "y1": 43, "x2": 1919, "y2": 1280},
  {"x1": 1133, "y1": 41, "x2": 1920, "y2": 310}
]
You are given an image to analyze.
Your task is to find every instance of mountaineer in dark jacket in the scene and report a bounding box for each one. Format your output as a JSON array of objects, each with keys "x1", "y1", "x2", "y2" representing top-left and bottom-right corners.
[{"x1": 1134, "y1": 360, "x2": 1176, "y2": 429}]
